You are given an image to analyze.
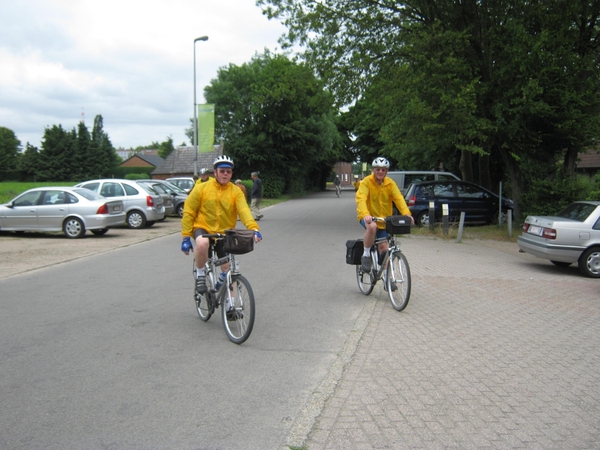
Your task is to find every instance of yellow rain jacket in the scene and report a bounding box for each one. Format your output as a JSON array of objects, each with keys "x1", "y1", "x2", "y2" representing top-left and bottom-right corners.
[
  {"x1": 356, "y1": 174, "x2": 411, "y2": 229},
  {"x1": 181, "y1": 178, "x2": 259, "y2": 237}
]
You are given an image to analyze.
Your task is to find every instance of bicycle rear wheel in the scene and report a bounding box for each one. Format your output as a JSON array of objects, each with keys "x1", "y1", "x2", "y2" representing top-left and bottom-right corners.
[
  {"x1": 387, "y1": 251, "x2": 411, "y2": 311},
  {"x1": 222, "y1": 274, "x2": 255, "y2": 344},
  {"x1": 356, "y1": 252, "x2": 377, "y2": 295},
  {"x1": 195, "y1": 292, "x2": 214, "y2": 321},
  {"x1": 193, "y1": 259, "x2": 213, "y2": 321}
]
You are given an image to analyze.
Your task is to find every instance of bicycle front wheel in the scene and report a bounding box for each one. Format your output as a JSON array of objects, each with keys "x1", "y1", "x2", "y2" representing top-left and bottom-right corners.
[
  {"x1": 222, "y1": 274, "x2": 255, "y2": 344},
  {"x1": 387, "y1": 251, "x2": 411, "y2": 311}
]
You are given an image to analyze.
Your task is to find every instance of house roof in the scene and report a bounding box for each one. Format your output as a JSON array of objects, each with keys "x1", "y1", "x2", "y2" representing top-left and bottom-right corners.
[
  {"x1": 121, "y1": 154, "x2": 164, "y2": 167},
  {"x1": 151, "y1": 145, "x2": 223, "y2": 176},
  {"x1": 578, "y1": 151, "x2": 600, "y2": 169}
]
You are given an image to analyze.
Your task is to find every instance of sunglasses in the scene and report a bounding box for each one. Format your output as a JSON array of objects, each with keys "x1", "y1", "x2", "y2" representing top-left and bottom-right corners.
[{"x1": 217, "y1": 168, "x2": 232, "y2": 174}]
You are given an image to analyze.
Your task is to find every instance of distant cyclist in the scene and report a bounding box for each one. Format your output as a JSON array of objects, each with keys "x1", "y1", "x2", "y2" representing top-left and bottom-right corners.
[
  {"x1": 181, "y1": 155, "x2": 262, "y2": 294},
  {"x1": 356, "y1": 157, "x2": 414, "y2": 273},
  {"x1": 334, "y1": 175, "x2": 341, "y2": 197}
]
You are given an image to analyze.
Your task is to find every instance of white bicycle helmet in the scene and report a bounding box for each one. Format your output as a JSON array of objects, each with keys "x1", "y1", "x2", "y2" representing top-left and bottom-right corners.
[
  {"x1": 213, "y1": 155, "x2": 234, "y2": 169},
  {"x1": 372, "y1": 157, "x2": 390, "y2": 169}
]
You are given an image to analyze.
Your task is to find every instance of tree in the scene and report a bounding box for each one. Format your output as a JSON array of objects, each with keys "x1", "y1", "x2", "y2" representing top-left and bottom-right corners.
[
  {"x1": 259, "y1": 0, "x2": 600, "y2": 217},
  {"x1": 38, "y1": 125, "x2": 77, "y2": 181},
  {"x1": 203, "y1": 51, "x2": 344, "y2": 195},
  {"x1": 18, "y1": 143, "x2": 40, "y2": 180},
  {"x1": 158, "y1": 136, "x2": 175, "y2": 159},
  {"x1": 91, "y1": 115, "x2": 118, "y2": 178},
  {"x1": 0, "y1": 127, "x2": 21, "y2": 179}
]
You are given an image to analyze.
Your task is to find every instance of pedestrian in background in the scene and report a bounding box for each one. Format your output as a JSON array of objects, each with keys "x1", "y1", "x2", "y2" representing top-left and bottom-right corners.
[
  {"x1": 251, "y1": 172, "x2": 263, "y2": 221},
  {"x1": 235, "y1": 179, "x2": 248, "y2": 202}
]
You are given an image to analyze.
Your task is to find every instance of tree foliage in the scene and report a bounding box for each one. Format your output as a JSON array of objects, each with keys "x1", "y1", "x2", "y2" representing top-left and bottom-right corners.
[
  {"x1": 204, "y1": 51, "x2": 345, "y2": 195},
  {"x1": 258, "y1": 0, "x2": 600, "y2": 217},
  {"x1": 0, "y1": 127, "x2": 21, "y2": 170},
  {"x1": 34, "y1": 115, "x2": 118, "y2": 182}
]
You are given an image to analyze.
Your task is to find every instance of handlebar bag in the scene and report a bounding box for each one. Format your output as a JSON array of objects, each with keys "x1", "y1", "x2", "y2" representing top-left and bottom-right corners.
[
  {"x1": 385, "y1": 215, "x2": 412, "y2": 235},
  {"x1": 224, "y1": 229, "x2": 255, "y2": 254}
]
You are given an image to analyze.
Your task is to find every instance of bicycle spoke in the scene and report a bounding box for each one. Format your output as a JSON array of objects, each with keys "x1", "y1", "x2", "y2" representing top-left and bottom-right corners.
[{"x1": 222, "y1": 275, "x2": 255, "y2": 344}]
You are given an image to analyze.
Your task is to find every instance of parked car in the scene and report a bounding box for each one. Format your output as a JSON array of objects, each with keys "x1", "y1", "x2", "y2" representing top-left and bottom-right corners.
[
  {"x1": 405, "y1": 180, "x2": 514, "y2": 227},
  {"x1": 135, "y1": 181, "x2": 174, "y2": 217},
  {"x1": 0, "y1": 187, "x2": 126, "y2": 238},
  {"x1": 137, "y1": 179, "x2": 188, "y2": 217},
  {"x1": 387, "y1": 171, "x2": 460, "y2": 194},
  {"x1": 166, "y1": 177, "x2": 195, "y2": 193},
  {"x1": 75, "y1": 179, "x2": 164, "y2": 229},
  {"x1": 517, "y1": 201, "x2": 600, "y2": 278}
]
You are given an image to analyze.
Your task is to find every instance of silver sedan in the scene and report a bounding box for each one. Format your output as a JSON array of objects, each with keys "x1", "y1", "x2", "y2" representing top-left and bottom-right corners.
[
  {"x1": 518, "y1": 201, "x2": 600, "y2": 278},
  {"x1": 0, "y1": 187, "x2": 126, "y2": 238}
]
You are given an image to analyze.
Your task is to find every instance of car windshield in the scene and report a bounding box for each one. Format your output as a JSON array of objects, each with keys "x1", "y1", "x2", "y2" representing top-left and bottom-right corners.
[
  {"x1": 73, "y1": 188, "x2": 103, "y2": 201},
  {"x1": 556, "y1": 203, "x2": 597, "y2": 221}
]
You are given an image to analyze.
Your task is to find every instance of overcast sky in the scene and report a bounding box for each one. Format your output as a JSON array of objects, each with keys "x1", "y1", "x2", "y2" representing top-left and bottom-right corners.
[{"x1": 0, "y1": 0, "x2": 290, "y2": 150}]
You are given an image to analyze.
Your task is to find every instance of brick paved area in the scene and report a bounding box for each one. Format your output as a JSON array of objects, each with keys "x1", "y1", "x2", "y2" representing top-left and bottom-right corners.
[{"x1": 293, "y1": 236, "x2": 600, "y2": 449}]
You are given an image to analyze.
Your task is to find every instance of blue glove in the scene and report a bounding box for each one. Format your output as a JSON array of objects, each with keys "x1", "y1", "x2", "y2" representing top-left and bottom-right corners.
[
  {"x1": 254, "y1": 231, "x2": 262, "y2": 240},
  {"x1": 181, "y1": 236, "x2": 193, "y2": 254}
]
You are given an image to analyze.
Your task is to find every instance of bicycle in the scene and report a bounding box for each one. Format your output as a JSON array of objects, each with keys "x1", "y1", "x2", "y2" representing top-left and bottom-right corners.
[
  {"x1": 355, "y1": 216, "x2": 412, "y2": 311},
  {"x1": 193, "y1": 233, "x2": 255, "y2": 344}
]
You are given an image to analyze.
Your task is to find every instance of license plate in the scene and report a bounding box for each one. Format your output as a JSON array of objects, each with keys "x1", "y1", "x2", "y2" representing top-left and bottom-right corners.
[
  {"x1": 527, "y1": 225, "x2": 543, "y2": 236},
  {"x1": 113, "y1": 205, "x2": 122, "y2": 212}
]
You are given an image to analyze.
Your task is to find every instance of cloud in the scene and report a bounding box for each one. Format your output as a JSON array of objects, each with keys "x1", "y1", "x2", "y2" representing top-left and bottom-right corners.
[{"x1": 0, "y1": 0, "x2": 289, "y2": 149}]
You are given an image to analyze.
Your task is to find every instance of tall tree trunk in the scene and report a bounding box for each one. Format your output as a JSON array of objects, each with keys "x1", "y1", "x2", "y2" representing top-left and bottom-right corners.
[
  {"x1": 496, "y1": 144, "x2": 523, "y2": 220},
  {"x1": 478, "y1": 153, "x2": 492, "y2": 191},
  {"x1": 563, "y1": 147, "x2": 579, "y2": 178},
  {"x1": 459, "y1": 149, "x2": 474, "y2": 182}
]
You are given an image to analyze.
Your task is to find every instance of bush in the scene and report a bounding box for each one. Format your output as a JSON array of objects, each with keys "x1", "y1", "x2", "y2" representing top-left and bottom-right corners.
[
  {"x1": 125, "y1": 173, "x2": 150, "y2": 180},
  {"x1": 520, "y1": 174, "x2": 595, "y2": 217}
]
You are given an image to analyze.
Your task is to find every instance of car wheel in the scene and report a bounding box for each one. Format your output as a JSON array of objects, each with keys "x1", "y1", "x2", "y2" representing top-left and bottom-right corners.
[
  {"x1": 63, "y1": 217, "x2": 85, "y2": 238},
  {"x1": 416, "y1": 211, "x2": 430, "y2": 227},
  {"x1": 176, "y1": 203, "x2": 184, "y2": 218},
  {"x1": 578, "y1": 247, "x2": 600, "y2": 278},
  {"x1": 551, "y1": 260, "x2": 572, "y2": 268},
  {"x1": 91, "y1": 228, "x2": 109, "y2": 236},
  {"x1": 127, "y1": 211, "x2": 147, "y2": 229}
]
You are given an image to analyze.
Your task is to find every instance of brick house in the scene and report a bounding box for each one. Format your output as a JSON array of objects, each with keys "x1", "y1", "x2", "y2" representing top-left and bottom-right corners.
[
  {"x1": 151, "y1": 145, "x2": 223, "y2": 180},
  {"x1": 576, "y1": 151, "x2": 600, "y2": 179},
  {"x1": 333, "y1": 161, "x2": 354, "y2": 186},
  {"x1": 119, "y1": 153, "x2": 164, "y2": 169}
]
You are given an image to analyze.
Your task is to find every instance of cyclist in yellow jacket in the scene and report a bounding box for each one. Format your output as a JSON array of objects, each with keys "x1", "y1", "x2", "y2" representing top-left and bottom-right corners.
[
  {"x1": 356, "y1": 157, "x2": 413, "y2": 273},
  {"x1": 181, "y1": 155, "x2": 261, "y2": 293}
]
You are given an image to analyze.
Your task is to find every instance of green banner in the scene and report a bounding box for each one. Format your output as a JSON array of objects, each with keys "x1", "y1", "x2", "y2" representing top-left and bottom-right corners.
[{"x1": 197, "y1": 104, "x2": 215, "y2": 153}]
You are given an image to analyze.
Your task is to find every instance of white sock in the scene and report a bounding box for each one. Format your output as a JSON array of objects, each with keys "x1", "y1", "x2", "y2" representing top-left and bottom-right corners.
[
  {"x1": 196, "y1": 268, "x2": 205, "y2": 278},
  {"x1": 363, "y1": 249, "x2": 370, "y2": 258}
]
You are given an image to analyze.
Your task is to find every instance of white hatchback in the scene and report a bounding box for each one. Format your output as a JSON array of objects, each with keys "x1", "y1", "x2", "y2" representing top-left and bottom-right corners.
[{"x1": 75, "y1": 179, "x2": 165, "y2": 228}]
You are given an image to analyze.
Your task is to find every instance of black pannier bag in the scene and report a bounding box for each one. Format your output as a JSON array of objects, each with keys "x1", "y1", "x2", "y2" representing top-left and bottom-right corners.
[
  {"x1": 223, "y1": 229, "x2": 255, "y2": 254},
  {"x1": 345, "y1": 239, "x2": 364, "y2": 265},
  {"x1": 385, "y1": 215, "x2": 412, "y2": 235}
]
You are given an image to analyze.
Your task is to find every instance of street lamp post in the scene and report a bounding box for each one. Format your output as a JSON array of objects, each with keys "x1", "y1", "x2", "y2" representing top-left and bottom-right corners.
[{"x1": 193, "y1": 35, "x2": 209, "y2": 176}]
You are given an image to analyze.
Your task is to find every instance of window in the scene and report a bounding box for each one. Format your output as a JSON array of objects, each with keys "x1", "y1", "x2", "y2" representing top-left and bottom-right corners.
[
  {"x1": 123, "y1": 184, "x2": 139, "y2": 196},
  {"x1": 433, "y1": 182, "x2": 454, "y2": 198},
  {"x1": 456, "y1": 184, "x2": 488, "y2": 199},
  {"x1": 13, "y1": 191, "x2": 43, "y2": 206}
]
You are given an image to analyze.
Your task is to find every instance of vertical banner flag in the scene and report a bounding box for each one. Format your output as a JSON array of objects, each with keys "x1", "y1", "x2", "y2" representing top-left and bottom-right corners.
[{"x1": 197, "y1": 104, "x2": 215, "y2": 153}]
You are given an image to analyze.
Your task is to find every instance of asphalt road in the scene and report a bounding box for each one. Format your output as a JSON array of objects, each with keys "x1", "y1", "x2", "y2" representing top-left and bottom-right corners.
[{"x1": 0, "y1": 190, "x2": 368, "y2": 450}]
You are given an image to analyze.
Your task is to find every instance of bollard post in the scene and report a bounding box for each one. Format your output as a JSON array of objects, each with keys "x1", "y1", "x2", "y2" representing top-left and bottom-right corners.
[
  {"x1": 456, "y1": 211, "x2": 466, "y2": 243},
  {"x1": 442, "y1": 203, "x2": 449, "y2": 235},
  {"x1": 507, "y1": 209, "x2": 512, "y2": 237},
  {"x1": 429, "y1": 201, "x2": 435, "y2": 232}
]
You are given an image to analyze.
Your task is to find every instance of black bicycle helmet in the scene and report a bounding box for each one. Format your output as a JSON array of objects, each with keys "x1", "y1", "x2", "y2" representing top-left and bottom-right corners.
[{"x1": 213, "y1": 155, "x2": 234, "y2": 169}]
